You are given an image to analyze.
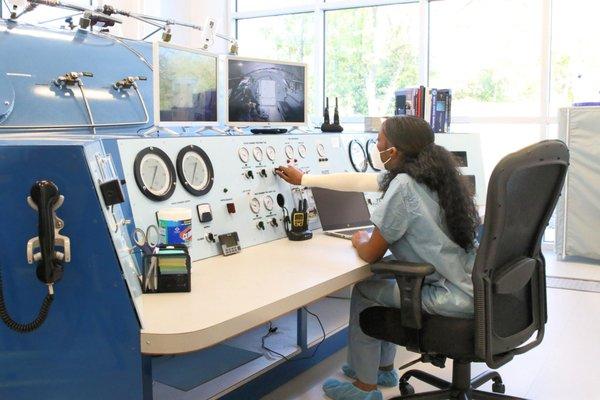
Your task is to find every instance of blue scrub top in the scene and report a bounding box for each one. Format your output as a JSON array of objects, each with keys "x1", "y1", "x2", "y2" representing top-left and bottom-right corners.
[{"x1": 371, "y1": 173, "x2": 476, "y2": 318}]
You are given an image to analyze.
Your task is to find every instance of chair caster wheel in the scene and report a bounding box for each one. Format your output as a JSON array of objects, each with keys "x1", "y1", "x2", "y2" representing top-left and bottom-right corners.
[
  {"x1": 492, "y1": 382, "x2": 506, "y2": 394},
  {"x1": 399, "y1": 381, "x2": 415, "y2": 396}
]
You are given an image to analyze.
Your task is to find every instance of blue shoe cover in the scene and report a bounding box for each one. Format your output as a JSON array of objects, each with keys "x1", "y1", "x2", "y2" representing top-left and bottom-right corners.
[
  {"x1": 341, "y1": 365, "x2": 399, "y2": 387},
  {"x1": 322, "y1": 379, "x2": 383, "y2": 400}
]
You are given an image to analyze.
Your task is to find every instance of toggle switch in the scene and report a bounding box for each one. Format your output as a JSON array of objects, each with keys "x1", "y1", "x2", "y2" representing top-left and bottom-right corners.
[
  {"x1": 270, "y1": 218, "x2": 278, "y2": 228},
  {"x1": 259, "y1": 169, "x2": 268, "y2": 178},
  {"x1": 206, "y1": 232, "x2": 216, "y2": 243},
  {"x1": 227, "y1": 202, "x2": 236, "y2": 214},
  {"x1": 244, "y1": 170, "x2": 254, "y2": 179},
  {"x1": 257, "y1": 221, "x2": 265, "y2": 230}
]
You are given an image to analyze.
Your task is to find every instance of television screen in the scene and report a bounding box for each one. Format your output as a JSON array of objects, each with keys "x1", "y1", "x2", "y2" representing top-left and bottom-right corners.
[
  {"x1": 227, "y1": 58, "x2": 306, "y2": 124},
  {"x1": 155, "y1": 43, "x2": 218, "y2": 125}
]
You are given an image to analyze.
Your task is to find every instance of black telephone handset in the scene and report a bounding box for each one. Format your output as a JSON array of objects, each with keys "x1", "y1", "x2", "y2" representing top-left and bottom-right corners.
[
  {"x1": 0, "y1": 180, "x2": 69, "y2": 333},
  {"x1": 31, "y1": 181, "x2": 64, "y2": 284}
]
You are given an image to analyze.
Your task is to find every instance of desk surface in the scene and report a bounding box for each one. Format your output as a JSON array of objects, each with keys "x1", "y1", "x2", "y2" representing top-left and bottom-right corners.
[{"x1": 139, "y1": 231, "x2": 372, "y2": 354}]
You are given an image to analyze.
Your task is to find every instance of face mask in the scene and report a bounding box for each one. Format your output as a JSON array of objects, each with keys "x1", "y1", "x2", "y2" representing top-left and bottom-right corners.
[{"x1": 370, "y1": 145, "x2": 393, "y2": 171}]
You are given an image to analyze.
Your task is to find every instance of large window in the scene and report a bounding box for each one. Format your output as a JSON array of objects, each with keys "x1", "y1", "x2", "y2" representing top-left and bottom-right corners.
[{"x1": 325, "y1": 3, "x2": 419, "y2": 119}]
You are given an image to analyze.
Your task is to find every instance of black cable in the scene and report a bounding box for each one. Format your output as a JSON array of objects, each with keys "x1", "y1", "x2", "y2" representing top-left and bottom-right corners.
[
  {"x1": 261, "y1": 306, "x2": 327, "y2": 362},
  {"x1": 0, "y1": 264, "x2": 54, "y2": 333}
]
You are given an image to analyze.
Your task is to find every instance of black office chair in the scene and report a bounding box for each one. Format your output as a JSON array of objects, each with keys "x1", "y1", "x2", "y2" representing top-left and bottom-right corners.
[{"x1": 359, "y1": 140, "x2": 569, "y2": 400}]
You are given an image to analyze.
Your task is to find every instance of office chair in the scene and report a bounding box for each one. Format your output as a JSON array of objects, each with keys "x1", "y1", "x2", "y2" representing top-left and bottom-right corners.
[{"x1": 359, "y1": 140, "x2": 569, "y2": 400}]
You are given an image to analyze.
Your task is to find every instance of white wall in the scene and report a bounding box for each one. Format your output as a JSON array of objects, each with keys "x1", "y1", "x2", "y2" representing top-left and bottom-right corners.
[{"x1": 99, "y1": 0, "x2": 230, "y2": 52}]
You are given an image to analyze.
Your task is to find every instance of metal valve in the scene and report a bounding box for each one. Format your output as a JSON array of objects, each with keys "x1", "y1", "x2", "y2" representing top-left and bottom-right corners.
[
  {"x1": 54, "y1": 71, "x2": 94, "y2": 88},
  {"x1": 113, "y1": 76, "x2": 147, "y2": 91}
]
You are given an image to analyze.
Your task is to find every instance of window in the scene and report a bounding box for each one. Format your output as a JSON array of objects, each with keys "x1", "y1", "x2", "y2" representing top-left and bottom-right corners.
[
  {"x1": 237, "y1": 13, "x2": 316, "y2": 118},
  {"x1": 429, "y1": 0, "x2": 543, "y2": 118},
  {"x1": 325, "y1": 3, "x2": 420, "y2": 119},
  {"x1": 550, "y1": 0, "x2": 600, "y2": 114},
  {"x1": 236, "y1": 0, "x2": 315, "y2": 13}
]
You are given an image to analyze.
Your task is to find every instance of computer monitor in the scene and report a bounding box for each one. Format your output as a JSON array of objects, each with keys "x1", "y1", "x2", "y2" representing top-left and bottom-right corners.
[
  {"x1": 152, "y1": 41, "x2": 218, "y2": 127},
  {"x1": 226, "y1": 56, "x2": 307, "y2": 126},
  {"x1": 311, "y1": 188, "x2": 372, "y2": 231}
]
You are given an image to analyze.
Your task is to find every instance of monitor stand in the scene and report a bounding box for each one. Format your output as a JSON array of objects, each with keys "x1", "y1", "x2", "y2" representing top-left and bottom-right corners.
[
  {"x1": 287, "y1": 126, "x2": 310, "y2": 134},
  {"x1": 140, "y1": 126, "x2": 181, "y2": 137},
  {"x1": 226, "y1": 126, "x2": 246, "y2": 135},
  {"x1": 194, "y1": 126, "x2": 227, "y2": 135}
]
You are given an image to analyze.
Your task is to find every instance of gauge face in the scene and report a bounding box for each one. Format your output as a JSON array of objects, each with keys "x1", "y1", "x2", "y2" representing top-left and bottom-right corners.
[
  {"x1": 266, "y1": 146, "x2": 276, "y2": 161},
  {"x1": 349, "y1": 139, "x2": 368, "y2": 172},
  {"x1": 284, "y1": 145, "x2": 295, "y2": 160},
  {"x1": 176, "y1": 145, "x2": 214, "y2": 196},
  {"x1": 264, "y1": 195, "x2": 274, "y2": 211},
  {"x1": 250, "y1": 197, "x2": 261, "y2": 214},
  {"x1": 317, "y1": 143, "x2": 326, "y2": 158},
  {"x1": 238, "y1": 147, "x2": 250, "y2": 163},
  {"x1": 366, "y1": 138, "x2": 381, "y2": 171},
  {"x1": 134, "y1": 147, "x2": 176, "y2": 201},
  {"x1": 253, "y1": 146, "x2": 264, "y2": 162},
  {"x1": 298, "y1": 144, "x2": 307, "y2": 158}
]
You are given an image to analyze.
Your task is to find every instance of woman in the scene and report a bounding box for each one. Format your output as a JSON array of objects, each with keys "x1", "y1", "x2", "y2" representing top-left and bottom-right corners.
[{"x1": 275, "y1": 116, "x2": 480, "y2": 400}]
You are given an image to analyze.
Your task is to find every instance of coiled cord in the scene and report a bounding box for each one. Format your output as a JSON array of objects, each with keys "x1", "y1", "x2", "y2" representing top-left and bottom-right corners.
[{"x1": 0, "y1": 265, "x2": 54, "y2": 333}]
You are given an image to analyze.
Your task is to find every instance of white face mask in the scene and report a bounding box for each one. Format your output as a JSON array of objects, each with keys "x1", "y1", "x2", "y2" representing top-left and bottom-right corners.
[{"x1": 370, "y1": 145, "x2": 393, "y2": 171}]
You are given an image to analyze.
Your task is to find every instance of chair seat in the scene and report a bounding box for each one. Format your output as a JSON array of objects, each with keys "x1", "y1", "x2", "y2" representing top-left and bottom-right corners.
[{"x1": 360, "y1": 306, "x2": 477, "y2": 360}]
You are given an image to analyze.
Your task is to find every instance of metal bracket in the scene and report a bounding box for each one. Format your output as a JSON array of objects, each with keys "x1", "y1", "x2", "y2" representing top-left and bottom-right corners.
[{"x1": 26, "y1": 195, "x2": 71, "y2": 264}]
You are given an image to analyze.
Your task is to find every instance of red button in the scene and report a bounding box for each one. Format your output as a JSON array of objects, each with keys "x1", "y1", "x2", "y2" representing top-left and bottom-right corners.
[{"x1": 227, "y1": 203, "x2": 236, "y2": 214}]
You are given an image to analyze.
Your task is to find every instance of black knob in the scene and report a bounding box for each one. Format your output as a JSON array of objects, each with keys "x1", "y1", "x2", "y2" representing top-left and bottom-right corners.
[
  {"x1": 257, "y1": 221, "x2": 265, "y2": 230},
  {"x1": 206, "y1": 233, "x2": 215, "y2": 242},
  {"x1": 259, "y1": 169, "x2": 268, "y2": 178},
  {"x1": 270, "y1": 218, "x2": 278, "y2": 227},
  {"x1": 245, "y1": 170, "x2": 254, "y2": 179}
]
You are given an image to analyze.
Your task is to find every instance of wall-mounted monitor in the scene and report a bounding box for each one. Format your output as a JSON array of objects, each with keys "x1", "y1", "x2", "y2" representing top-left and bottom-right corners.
[
  {"x1": 226, "y1": 56, "x2": 306, "y2": 126},
  {"x1": 153, "y1": 41, "x2": 218, "y2": 127}
]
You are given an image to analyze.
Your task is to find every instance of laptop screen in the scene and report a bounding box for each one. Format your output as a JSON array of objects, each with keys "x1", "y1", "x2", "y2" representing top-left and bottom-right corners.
[{"x1": 311, "y1": 187, "x2": 373, "y2": 231}]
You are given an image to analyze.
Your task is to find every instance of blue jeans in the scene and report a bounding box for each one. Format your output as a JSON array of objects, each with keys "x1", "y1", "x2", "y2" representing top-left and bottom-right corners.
[{"x1": 347, "y1": 277, "x2": 401, "y2": 385}]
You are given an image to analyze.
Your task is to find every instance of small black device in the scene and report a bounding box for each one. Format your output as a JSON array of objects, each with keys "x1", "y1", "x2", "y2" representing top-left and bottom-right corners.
[
  {"x1": 320, "y1": 97, "x2": 344, "y2": 133},
  {"x1": 251, "y1": 128, "x2": 288, "y2": 134},
  {"x1": 218, "y1": 232, "x2": 241, "y2": 256},
  {"x1": 142, "y1": 244, "x2": 191, "y2": 293},
  {"x1": 99, "y1": 179, "x2": 125, "y2": 207},
  {"x1": 277, "y1": 194, "x2": 312, "y2": 241}
]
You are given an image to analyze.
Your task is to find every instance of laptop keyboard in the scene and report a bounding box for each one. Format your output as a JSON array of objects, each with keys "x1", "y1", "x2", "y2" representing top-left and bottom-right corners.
[{"x1": 337, "y1": 227, "x2": 373, "y2": 237}]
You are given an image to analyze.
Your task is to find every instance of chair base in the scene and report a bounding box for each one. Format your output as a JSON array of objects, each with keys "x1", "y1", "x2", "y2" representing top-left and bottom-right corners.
[{"x1": 388, "y1": 360, "x2": 528, "y2": 400}]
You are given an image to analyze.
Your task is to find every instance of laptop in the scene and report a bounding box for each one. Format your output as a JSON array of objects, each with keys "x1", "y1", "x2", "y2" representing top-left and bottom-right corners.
[{"x1": 311, "y1": 187, "x2": 375, "y2": 240}]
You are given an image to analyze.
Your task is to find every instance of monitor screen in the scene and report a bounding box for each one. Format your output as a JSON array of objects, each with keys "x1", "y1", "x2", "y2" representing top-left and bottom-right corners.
[
  {"x1": 227, "y1": 57, "x2": 306, "y2": 125},
  {"x1": 154, "y1": 42, "x2": 218, "y2": 125},
  {"x1": 311, "y1": 187, "x2": 372, "y2": 231}
]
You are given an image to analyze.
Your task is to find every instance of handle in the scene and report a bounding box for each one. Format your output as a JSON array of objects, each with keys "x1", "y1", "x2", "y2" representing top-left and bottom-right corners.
[{"x1": 29, "y1": 181, "x2": 63, "y2": 284}]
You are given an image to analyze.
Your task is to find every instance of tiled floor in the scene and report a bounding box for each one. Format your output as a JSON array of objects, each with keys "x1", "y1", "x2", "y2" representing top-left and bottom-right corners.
[{"x1": 261, "y1": 254, "x2": 600, "y2": 400}]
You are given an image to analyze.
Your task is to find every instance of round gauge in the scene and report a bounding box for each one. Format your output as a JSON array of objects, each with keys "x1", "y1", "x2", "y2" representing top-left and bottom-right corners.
[
  {"x1": 253, "y1": 146, "x2": 264, "y2": 162},
  {"x1": 266, "y1": 146, "x2": 276, "y2": 161},
  {"x1": 133, "y1": 147, "x2": 176, "y2": 201},
  {"x1": 249, "y1": 197, "x2": 261, "y2": 214},
  {"x1": 298, "y1": 144, "x2": 307, "y2": 158},
  {"x1": 348, "y1": 139, "x2": 368, "y2": 172},
  {"x1": 284, "y1": 145, "x2": 295, "y2": 160},
  {"x1": 317, "y1": 143, "x2": 326, "y2": 158},
  {"x1": 366, "y1": 138, "x2": 381, "y2": 171},
  {"x1": 264, "y1": 195, "x2": 274, "y2": 211},
  {"x1": 238, "y1": 147, "x2": 250, "y2": 163},
  {"x1": 176, "y1": 145, "x2": 214, "y2": 196}
]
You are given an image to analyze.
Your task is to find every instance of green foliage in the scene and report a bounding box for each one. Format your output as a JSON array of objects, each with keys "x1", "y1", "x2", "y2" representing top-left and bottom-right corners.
[{"x1": 456, "y1": 68, "x2": 507, "y2": 102}]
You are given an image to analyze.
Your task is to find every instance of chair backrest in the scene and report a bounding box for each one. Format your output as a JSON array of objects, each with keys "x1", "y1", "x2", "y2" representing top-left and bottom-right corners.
[{"x1": 472, "y1": 140, "x2": 569, "y2": 368}]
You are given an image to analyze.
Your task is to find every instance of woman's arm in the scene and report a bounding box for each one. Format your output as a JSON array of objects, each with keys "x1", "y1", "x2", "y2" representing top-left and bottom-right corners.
[
  {"x1": 351, "y1": 228, "x2": 389, "y2": 263},
  {"x1": 275, "y1": 165, "x2": 381, "y2": 192}
]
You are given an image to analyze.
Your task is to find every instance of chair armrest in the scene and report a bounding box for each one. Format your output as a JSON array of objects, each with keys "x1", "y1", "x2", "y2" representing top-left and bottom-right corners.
[{"x1": 370, "y1": 260, "x2": 435, "y2": 330}]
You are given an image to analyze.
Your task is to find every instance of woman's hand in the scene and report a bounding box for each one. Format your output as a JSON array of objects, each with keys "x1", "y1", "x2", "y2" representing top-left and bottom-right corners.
[
  {"x1": 352, "y1": 228, "x2": 389, "y2": 264},
  {"x1": 275, "y1": 165, "x2": 304, "y2": 185},
  {"x1": 351, "y1": 230, "x2": 371, "y2": 248}
]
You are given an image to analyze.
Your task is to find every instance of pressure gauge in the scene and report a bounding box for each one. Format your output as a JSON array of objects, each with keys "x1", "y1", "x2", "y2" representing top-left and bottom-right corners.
[
  {"x1": 134, "y1": 147, "x2": 176, "y2": 201},
  {"x1": 250, "y1": 197, "x2": 261, "y2": 214},
  {"x1": 253, "y1": 146, "x2": 264, "y2": 162},
  {"x1": 298, "y1": 144, "x2": 307, "y2": 158},
  {"x1": 266, "y1": 146, "x2": 276, "y2": 161},
  {"x1": 264, "y1": 195, "x2": 274, "y2": 211},
  {"x1": 349, "y1": 139, "x2": 368, "y2": 172},
  {"x1": 176, "y1": 145, "x2": 214, "y2": 196},
  {"x1": 284, "y1": 145, "x2": 295, "y2": 160},
  {"x1": 238, "y1": 147, "x2": 250, "y2": 163},
  {"x1": 317, "y1": 143, "x2": 326, "y2": 158},
  {"x1": 366, "y1": 138, "x2": 380, "y2": 171}
]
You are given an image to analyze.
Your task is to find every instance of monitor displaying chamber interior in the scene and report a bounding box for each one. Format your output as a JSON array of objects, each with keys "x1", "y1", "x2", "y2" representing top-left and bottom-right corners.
[
  {"x1": 154, "y1": 42, "x2": 218, "y2": 125},
  {"x1": 227, "y1": 57, "x2": 306, "y2": 125}
]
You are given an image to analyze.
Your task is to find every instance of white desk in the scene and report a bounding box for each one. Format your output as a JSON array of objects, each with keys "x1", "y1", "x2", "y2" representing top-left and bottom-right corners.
[{"x1": 139, "y1": 231, "x2": 373, "y2": 354}]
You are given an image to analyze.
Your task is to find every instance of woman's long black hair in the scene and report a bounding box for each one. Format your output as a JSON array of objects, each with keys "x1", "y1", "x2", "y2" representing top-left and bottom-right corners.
[{"x1": 380, "y1": 116, "x2": 480, "y2": 251}]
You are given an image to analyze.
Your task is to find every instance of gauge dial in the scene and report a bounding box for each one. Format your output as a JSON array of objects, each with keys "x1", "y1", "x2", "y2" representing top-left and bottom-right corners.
[
  {"x1": 176, "y1": 145, "x2": 214, "y2": 196},
  {"x1": 266, "y1": 146, "x2": 276, "y2": 161},
  {"x1": 298, "y1": 144, "x2": 307, "y2": 158},
  {"x1": 253, "y1": 146, "x2": 264, "y2": 162},
  {"x1": 366, "y1": 138, "x2": 380, "y2": 171},
  {"x1": 238, "y1": 147, "x2": 250, "y2": 163},
  {"x1": 250, "y1": 197, "x2": 261, "y2": 214},
  {"x1": 284, "y1": 145, "x2": 295, "y2": 160},
  {"x1": 349, "y1": 139, "x2": 368, "y2": 172},
  {"x1": 317, "y1": 143, "x2": 326, "y2": 158},
  {"x1": 264, "y1": 195, "x2": 274, "y2": 211},
  {"x1": 134, "y1": 147, "x2": 176, "y2": 201}
]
